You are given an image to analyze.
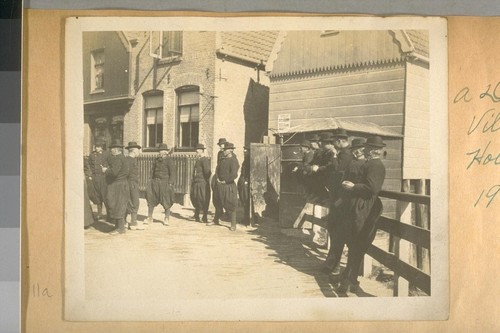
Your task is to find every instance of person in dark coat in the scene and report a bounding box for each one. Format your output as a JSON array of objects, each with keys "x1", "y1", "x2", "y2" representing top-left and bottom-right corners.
[
  {"x1": 103, "y1": 141, "x2": 130, "y2": 235},
  {"x1": 125, "y1": 141, "x2": 144, "y2": 230},
  {"x1": 216, "y1": 137, "x2": 227, "y2": 164},
  {"x1": 145, "y1": 143, "x2": 176, "y2": 226},
  {"x1": 322, "y1": 128, "x2": 355, "y2": 273},
  {"x1": 190, "y1": 143, "x2": 211, "y2": 223},
  {"x1": 292, "y1": 140, "x2": 315, "y2": 195},
  {"x1": 237, "y1": 146, "x2": 256, "y2": 228},
  {"x1": 87, "y1": 140, "x2": 110, "y2": 220},
  {"x1": 210, "y1": 142, "x2": 239, "y2": 231},
  {"x1": 310, "y1": 132, "x2": 338, "y2": 200},
  {"x1": 332, "y1": 136, "x2": 386, "y2": 293}
]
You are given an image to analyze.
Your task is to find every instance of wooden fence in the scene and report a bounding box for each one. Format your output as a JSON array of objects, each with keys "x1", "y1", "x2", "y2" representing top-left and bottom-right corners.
[
  {"x1": 296, "y1": 179, "x2": 431, "y2": 296},
  {"x1": 136, "y1": 152, "x2": 202, "y2": 196}
]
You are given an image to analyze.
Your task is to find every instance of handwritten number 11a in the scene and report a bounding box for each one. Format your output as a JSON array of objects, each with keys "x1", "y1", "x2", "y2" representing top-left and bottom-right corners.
[{"x1": 474, "y1": 185, "x2": 500, "y2": 208}]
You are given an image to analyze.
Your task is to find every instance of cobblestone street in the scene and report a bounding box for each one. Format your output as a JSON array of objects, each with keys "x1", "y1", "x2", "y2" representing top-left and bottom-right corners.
[{"x1": 85, "y1": 199, "x2": 392, "y2": 301}]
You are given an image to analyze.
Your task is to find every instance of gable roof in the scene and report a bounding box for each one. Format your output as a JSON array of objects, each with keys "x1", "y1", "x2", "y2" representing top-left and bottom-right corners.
[
  {"x1": 218, "y1": 31, "x2": 280, "y2": 66},
  {"x1": 269, "y1": 30, "x2": 429, "y2": 78}
]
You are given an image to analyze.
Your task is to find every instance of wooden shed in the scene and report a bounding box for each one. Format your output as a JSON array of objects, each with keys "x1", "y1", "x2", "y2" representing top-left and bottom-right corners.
[{"x1": 266, "y1": 30, "x2": 430, "y2": 225}]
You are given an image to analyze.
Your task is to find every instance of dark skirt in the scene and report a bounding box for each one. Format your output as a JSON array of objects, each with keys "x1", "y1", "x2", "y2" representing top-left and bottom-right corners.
[
  {"x1": 146, "y1": 178, "x2": 174, "y2": 210},
  {"x1": 213, "y1": 181, "x2": 238, "y2": 212},
  {"x1": 106, "y1": 179, "x2": 130, "y2": 219},
  {"x1": 92, "y1": 174, "x2": 108, "y2": 205},
  {"x1": 127, "y1": 181, "x2": 140, "y2": 214},
  {"x1": 190, "y1": 180, "x2": 210, "y2": 210}
]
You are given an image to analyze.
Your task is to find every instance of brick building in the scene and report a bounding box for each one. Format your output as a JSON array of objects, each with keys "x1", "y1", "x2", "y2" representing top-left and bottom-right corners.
[{"x1": 83, "y1": 31, "x2": 279, "y2": 166}]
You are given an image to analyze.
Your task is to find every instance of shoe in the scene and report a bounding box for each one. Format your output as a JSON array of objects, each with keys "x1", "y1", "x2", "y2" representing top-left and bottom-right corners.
[
  {"x1": 143, "y1": 217, "x2": 153, "y2": 225},
  {"x1": 230, "y1": 226, "x2": 236, "y2": 231},
  {"x1": 206, "y1": 221, "x2": 220, "y2": 226},
  {"x1": 129, "y1": 223, "x2": 145, "y2": 230},
  {"x1": 163, "y1": 218, "x2": 169, "y2": 226},
  {"x1": 109, "y1": 229, "x2": 125, "y2": 235}
]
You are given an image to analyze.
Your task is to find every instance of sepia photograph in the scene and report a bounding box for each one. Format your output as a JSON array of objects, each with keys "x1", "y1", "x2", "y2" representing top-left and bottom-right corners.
[{"x1": 65, "y1": 16, "x2": 448, "y2": 321}]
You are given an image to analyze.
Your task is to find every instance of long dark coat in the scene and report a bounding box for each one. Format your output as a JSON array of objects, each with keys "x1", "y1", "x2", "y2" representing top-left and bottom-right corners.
[
  {"x1": 126, "y1": 156, "x2": 140, "y2": 214},
  {"x1": 190, "y1": 156, "x2": 211, "y2": 211},
  {"x1": 213, "y1": 154, "x2": 239, "y2": 212},
  {"x1": 105, "y1": 154, "x2": 130, "y2": 219},
  {"x1": 146, "y1": 156, "x2": 176, "y2": 210},
  {"x1": 88, "y1": 150, "x2": 109, "y2": 205}
]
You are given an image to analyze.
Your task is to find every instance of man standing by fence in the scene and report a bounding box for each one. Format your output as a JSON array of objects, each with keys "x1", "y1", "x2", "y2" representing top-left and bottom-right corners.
[
  {"x1": 238, "y1": 146, "x2": 256, "y2": 228},
  {"x1": 103, "y1": 140, "x2": 130, "y2": 235},
  {"x1": 145, "y1": 143, "x2": 176, "y2": 226},
  {"x1": 190, "y1": 143, "x2": 211, "y2": 223},
  {"x1": 210, "y1": 142, "x2": 240, "y2": 231},
  {"x1": 337, "y1": 135, "x2": 386, "y2": 294},
  {"x1": 125, "y1": 141, "x2": 144, "y2": 230}
]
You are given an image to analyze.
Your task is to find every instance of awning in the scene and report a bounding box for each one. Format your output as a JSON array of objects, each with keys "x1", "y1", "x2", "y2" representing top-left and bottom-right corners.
[{"x1": 277, "y1": 117, "x2": 403, "y2": 138}]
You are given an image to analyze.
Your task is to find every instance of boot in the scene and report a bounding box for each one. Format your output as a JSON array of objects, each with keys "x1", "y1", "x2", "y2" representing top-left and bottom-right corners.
[
  {"x1": 230, "y1": 211, "x2": 237, "y2": 231},
  {"x1": 110, "y1": 219, "x2": 126, "y2": 235},
  {"x1": 144, "y1": 206, "x2": 154, "y2": 225},
  {"x1": 202, "y1": 210, "x2": 208, "y2": 223},
  {"x1": 163, "y1": 209, "x2": 170, "y2": 226},
  {"x1": 97, "y1": 203, "x2": 103, "y2": 220},
  {"x1": 207, "y1": 209, "x2": 221, "y2": 226},
  {"x1": 194, "y1": 208, "x2": 200, "y2": 222},
  {"x1": 129, "y1": 212, "x2": 144, "y2": 230}
]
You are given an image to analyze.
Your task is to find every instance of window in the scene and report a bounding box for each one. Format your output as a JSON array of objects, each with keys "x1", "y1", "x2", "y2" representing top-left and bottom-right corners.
[
  {"x1": 144, "y1": 93, "x2": 164, "y2": 148},
  {"x1": 91, "y1": 49, "x2": 105, "y2": 92},
  {"x1": 149, "y1": 31, "x2": 183, "y2": 60},
  {"x1": 177, "y1": 87, "x2": 199, "y2": 149}
]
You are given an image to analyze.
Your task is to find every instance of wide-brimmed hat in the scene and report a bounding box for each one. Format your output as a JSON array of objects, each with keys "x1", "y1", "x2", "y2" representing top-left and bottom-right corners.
[
  {"x1": 125, "y1": 141, "x2": 141, "y2": 150},
  {"x1": 195, "y1": 143, "x2": 206, "y2": 150},
  {"x1": 300, "y1": 140, "x2": 312, "y2": 149},
  {"x1": 320, "y1": 132, "x2": 334, "y2": 142},
  {"x1": 364, "y1": 136, "x2": 386, "y2": 148},
  {"x1": 349, "y1": 138, "x2": 366, "y2": 150},
  {"x1": 332, "y1": 128, "x2": 349, "y2": 138},
  {"x1": 308, "y1": 134, "x2": 320, "y2": 142},
  {"x1": 217, "y1": 138, "x2": 227, "y2": 146},
  {"x1": 158, "y1": 143, "x2": 169, "y2": 151},
  {"x1": 223, "y1": 142, "x2": 235, "y2": 150},
  {"x1": 109, "y1": 140, "x2": 123, "y2": 148}
]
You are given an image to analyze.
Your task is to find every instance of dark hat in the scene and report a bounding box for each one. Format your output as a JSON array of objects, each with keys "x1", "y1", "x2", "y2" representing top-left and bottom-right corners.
[
  {"x1": 349, "y1": 138, "x2": 366, "y2": 150},
  {"x1": 109, "y1": 140, "x2": 123, "y2": 148},
  {"x1": 320, "y1": 132, "x2": 334, "y2": 142},
  {"x1": 364, "y1": 136, "x2": 386, "y2": 149},
  {"x1": 308, "y1": 134, "x2": 320, "y2": 142},
  {"x1": 332, "y1": 128, "x2": 349, "y2": 138},
  {"x1": 195, "y1": 143, "x2": 206, "y2": 150},
  {"x1": 300, "y1": 140, "x2": 312, "y2": 148},
  {"x1": 158, "y1": 143, "x2": 169, "y2": 151},
  {"x1": 217, "y1": 138, "x2": 227, "y2": 146},
  {"x1": 223, "y1": 142, "x2": 235, "y2": 150},
  {"x1": 125, "y1": 141, "x2": 141, "y2": 150}
]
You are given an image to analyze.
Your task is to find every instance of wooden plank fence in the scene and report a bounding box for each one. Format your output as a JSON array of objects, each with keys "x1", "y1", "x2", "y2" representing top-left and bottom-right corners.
[
  {"x1": 294, "y1": 181, "x2": 431, "y2": 296},
  {"x1": 136, "y1": 152, "x2": 202, "y2": 196}
]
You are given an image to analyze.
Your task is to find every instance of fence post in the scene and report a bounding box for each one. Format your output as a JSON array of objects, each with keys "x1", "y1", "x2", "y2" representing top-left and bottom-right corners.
[
  {"x1": 415, "y1": 179, "x2": 430, "y2": 274},
  {"x1": 393, "y1": 179, "x2": 411, "y2": 297}
]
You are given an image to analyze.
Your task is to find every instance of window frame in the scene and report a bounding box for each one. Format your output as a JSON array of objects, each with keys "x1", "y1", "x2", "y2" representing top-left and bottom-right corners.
[
  {"x1": 90, "y1": 48, "x2": 105, "y2": 94},
  {"x1": 176, "y1": 86, "x2": 200, "y2": 151},
  {"x1": 143, "y1": 92, "x2": 164, "y2": 151},
  {"x1": 149, "y1": 31, "x2": 183, "y2": 64}
]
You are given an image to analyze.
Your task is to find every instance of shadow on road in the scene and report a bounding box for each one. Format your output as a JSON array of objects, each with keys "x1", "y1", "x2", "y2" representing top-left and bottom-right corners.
[{"x1": 248, "y1": 218, "x2": 339, "y2": 297}]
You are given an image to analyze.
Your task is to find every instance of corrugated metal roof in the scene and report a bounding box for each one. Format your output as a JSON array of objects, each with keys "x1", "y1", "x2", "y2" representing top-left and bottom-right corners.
[
  {"x1": 277, "y1": 117, "x2": 403, "y2": 138},
  {"x1": 219, "y1": 31, "x2": 280, "y2": 65}
]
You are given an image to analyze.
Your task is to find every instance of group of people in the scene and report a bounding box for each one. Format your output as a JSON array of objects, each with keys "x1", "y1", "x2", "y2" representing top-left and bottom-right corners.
[
  {"x1": 292, "y1": 128, "x2": 387, "y2": 294},
  {"x1": 84, "y1": 137, "x2": 255, "y2": 235}
]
